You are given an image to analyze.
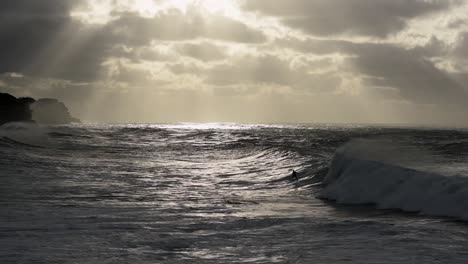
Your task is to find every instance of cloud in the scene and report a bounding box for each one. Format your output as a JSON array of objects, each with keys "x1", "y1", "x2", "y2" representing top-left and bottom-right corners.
[
  {"x1": 0, "y1": 0, "x2": 76, "y2": 17},
  {"x1": 203, "y1": 54, "x2": 341, "y2": 92},
  {"x1": 104, "y1": 9, "x2": 266, "y2": 44},
  {"x1": 453, "y1": 31, "x2": 468, "y2": 59},
  {"x1": 278, "y1": 35, "x2": 468, "y2": 106},
  {"x1": 344, "y1": 43, "x2": 468, "y2": 106},
  {"x1": 107, "y1": 45, "x2": 177, "y2": 63},
  {"x1": 101, "y1": 58, "x2": 172, "y2": 87},
  {"x1": 276, "y1": 37, "x2": 353, "y2": 55},
  {"x1": 0, "y1": 0, "x2": 72, "y2": 73},
  {"x1": 0, "y1": 3, "x2": 265, "y2": 82},
  {"x1": 175, "y1": 42, "x2": 226, "y2": 61},
  {"x1": 443, "y1": 31, "x2": 468, "y2": 75},
  {"x1": 2, "y1": 0, "x2": 468, "y2": 124},
  {"x1": 411, "y1": 36, "x2": 448, "y2": 58},
  {"x1": 243, "y1": 0, "x2": 458, "y2": 37},
  {"x1": 0, "y1": 0, "x2": 114, "y2": 81}
]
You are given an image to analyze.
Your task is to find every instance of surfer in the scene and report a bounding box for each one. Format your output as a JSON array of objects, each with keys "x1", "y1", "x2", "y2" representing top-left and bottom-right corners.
[{"x1": 291, "y1": 170, "x2": 298, "y2": 181}]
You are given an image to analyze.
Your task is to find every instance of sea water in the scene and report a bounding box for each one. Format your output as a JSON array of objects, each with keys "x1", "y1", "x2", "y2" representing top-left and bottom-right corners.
[{"x1": 1, "y1": 123, "x2": 468, "y2": 263}]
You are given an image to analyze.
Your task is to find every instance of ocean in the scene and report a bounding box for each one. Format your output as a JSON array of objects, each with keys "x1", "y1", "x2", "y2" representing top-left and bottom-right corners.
[{"x1": 1, "y1": 123, "x2": 468, "y2": 263}]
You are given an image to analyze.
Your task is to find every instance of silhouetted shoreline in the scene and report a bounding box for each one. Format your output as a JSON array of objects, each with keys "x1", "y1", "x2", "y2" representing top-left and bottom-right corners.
[{"x1": 0, "y1": 93, "x2": 80, "y2": 126}]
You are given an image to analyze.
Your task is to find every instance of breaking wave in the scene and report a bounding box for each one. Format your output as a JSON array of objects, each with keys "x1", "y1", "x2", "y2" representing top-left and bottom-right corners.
[
  {"x1": 0, "y1": 122, "x2": 51, "y2": 148},
  {"x1": 319, "y1": 140, "x2": 468, "y2": 220}
]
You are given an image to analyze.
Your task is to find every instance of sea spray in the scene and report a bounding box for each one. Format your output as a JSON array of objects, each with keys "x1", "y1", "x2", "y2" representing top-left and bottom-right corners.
[{"x1": 320, "y1": 139, "x2": 468, "y2": 219}]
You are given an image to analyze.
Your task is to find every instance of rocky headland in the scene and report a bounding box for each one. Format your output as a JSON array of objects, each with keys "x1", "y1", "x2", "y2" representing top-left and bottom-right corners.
[{"x1": 0, "y1": 93, "x2": 80, "y2": 126}]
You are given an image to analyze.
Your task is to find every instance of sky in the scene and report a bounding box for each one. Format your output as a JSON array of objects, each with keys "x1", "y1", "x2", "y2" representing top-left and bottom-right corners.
[{"x1": 1, "y1": 0, "x2": 468, "y2": 125}]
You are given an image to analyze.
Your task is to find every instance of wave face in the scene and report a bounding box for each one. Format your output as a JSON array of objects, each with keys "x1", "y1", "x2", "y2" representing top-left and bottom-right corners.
[{"x1": 320, "y1": 140, "x2": 468, "y2": 220}]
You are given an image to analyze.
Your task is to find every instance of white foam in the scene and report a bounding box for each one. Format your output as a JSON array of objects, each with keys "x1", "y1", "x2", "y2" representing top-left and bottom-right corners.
[
  {"x1": 320, "y1": 142, "x2": 468, "y2": 220},
  {"x1": 0, "y1": 122, "x2": 52, "y2": 147}
]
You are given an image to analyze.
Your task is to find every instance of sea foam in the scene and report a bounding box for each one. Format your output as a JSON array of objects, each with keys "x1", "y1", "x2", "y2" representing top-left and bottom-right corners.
[
  {"x1": 320, "y1": 140, "x2": 468, "y2": 220},
  {"x1": 0, "y1": 122, "x2": 51, "y2": 147}
]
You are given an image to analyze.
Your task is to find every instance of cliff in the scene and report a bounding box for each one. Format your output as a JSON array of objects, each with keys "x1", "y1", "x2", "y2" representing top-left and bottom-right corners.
[
  {"x1": 0, "y1": 93, "x2": 34, "y2": 125},
  {"x1": 0, "y1": 93, "x2": 80, "y2": 126},
  {"x1": 31, "y1": 98, "x2": 80, "y2": 124}
]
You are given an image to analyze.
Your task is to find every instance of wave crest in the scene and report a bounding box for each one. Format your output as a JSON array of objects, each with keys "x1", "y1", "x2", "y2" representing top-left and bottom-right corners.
[
  {"x1": 0, "y1": 122, "x2": 51, "y2": 148},
  {"x1": 320, "y1": 141, "x2": 468, "y2": 220}
]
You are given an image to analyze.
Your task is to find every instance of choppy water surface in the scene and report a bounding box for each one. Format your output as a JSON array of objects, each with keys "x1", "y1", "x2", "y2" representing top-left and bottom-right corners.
[{"x1": 1, "y1": 123, "x2": 468, "y2": 263}]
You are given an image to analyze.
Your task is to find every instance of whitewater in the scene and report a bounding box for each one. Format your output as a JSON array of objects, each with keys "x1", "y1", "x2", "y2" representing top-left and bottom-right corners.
[{"x1": 1, "y1": 123, "x2": 468, "y2": 263}]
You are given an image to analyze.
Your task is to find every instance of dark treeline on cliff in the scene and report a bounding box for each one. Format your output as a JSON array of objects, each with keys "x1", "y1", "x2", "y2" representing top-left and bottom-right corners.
[{"x1": 0, "y1": 93, "x2": 80, "y2": 126}]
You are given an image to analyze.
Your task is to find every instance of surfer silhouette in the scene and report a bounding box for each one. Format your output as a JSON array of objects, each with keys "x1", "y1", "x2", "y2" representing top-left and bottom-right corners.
[{"x1": 291, "y1": 170, "x2": 298, "y2": 181}]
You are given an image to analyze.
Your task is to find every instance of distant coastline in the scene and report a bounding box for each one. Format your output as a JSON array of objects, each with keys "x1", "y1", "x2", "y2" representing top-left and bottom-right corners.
[{"x1": 0, "y1": 93, "x2": 80, "y2": 126}]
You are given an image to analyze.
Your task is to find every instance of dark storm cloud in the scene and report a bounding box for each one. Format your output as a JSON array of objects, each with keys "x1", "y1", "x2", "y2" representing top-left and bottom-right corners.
[
  {"x1": 0, "y1": 0, "x2": 75, "y2": 17},
  {"x1": 344, "y1": 43, "x2": 468, "y2": 105},
  {"x1": 0, "y1": 2, "x2": 265, "y2": 82},
  {"x1": 166, "y1": 53, "x2": 341, "y2": 93},
  {"x1": 0, "y1": 0, "x2": 74, "y2": 74},
  {"x1": 205, "y1": 55, "x2": 341, "y2": 92},
  {"x1": 243, "y1": 0, "x2": 458, "y2": 37},
  {"x1": 105, "y1": 10, "x2": 266, "y2": 44},
  {"x1": 0, "y1": 0, "x2": 112, "y2": 81},
  {"x1": 278, "y1": 35, "x2": 468, "y2": 105}
]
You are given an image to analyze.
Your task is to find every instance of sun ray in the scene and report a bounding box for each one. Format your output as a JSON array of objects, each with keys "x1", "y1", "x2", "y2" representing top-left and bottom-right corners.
[{"x1": 72, "y1": 0, "x2": 241, "y2": 24}]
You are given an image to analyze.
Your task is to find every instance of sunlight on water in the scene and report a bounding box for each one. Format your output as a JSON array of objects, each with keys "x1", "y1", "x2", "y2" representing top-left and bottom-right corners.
[{"x1": 1, "y1": 124, "x2": 468, "y2": 263}]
